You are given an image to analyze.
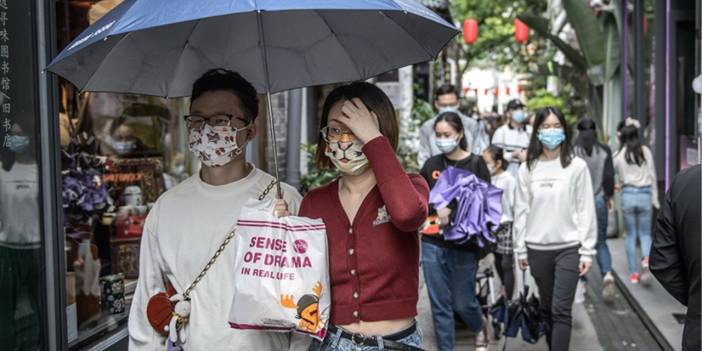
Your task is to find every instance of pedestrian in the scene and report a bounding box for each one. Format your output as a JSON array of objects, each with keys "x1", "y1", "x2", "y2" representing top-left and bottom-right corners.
[
  {"x1": 573, "y1": 118, "x2": 616, "y2": 300},
  {"x1": 299, "y1": 82, "x2": 429, "y2": 351},
  {"x1": 418, "y1": 84, "x2": 481, "y2": 166},
  {"x1": 613, "y1": 120, "x2": 660, "y2": 284},
  {"x1": 491, "y1": 99, "x2": 532, "y2": 177},
  {"x1": 128, "y1": 69, "x2": 307, "y2": 350},
  {"x1": 483, "y1": 145, "x2": 517, "y2": 300},
  {"x1": 650, "y1": 164, "x2": 700, "y2": 351},
  {"x1": 418, "y1": 111, "x2": 491, "y2": 351},
  {"x1": 515, "y1": 107, "x2": 597, "y2": 351}
]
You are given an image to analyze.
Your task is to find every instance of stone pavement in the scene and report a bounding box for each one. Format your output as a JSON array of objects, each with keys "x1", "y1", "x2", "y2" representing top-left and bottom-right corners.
[
  {"x1": 609, "y1": 237, "x2": 687, "y2": 351},
  {"x1": 416, "y1": 249, "x2": 672, "y2": 351}
]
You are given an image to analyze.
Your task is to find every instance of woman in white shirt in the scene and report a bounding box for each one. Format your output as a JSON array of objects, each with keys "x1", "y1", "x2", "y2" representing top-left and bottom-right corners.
[
  {"x1": 482, "y1": 145, "x2": 517, "y2": 298},
  {"x1": 613, "y1": 123, "x2": 659, "y2": 284},
  {"x1": 515, "y1": 107, "x2": 597, "y2": 351}
]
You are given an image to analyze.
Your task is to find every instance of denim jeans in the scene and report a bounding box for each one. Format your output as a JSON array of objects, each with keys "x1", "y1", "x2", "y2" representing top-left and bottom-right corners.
[
  {"x1": 309, "y1": 323, "x2": 422, "y2": 351},
  {"x1": 621, "y1": 186, "x2": 653, "y2": 273},
  {"x1": 421, "y1": 242, "x2": 483, "y2": 351},
  {"x1": 594, "y1": 195, "x2": 613, "y2": 276}
]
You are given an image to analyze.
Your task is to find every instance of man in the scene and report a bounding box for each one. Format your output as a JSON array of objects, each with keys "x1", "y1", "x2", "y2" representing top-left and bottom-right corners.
[
  {"x1": 491, "y1": 99, "x2": 532, "y2": 177},
  {"x1": 128, "y1": 69, "x2": 306, "y2": 350},
  {"x1": 651, "y1": 164, "x2": 700, "y2": 351},
  {"x1": 418, "y1": 84, "x2": 480, "y2": 166}
]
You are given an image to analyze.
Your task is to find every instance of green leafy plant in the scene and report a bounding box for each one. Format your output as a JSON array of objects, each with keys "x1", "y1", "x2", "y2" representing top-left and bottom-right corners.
[
  {"x1": 526, "y1": 89, "x2": 577, "y2": 128},
  {"x1": 299, "y1": 143, "x2": 338, "y2": 194}
]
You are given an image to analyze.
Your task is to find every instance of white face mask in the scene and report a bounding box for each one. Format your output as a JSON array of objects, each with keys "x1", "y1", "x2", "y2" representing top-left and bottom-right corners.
[
  {"x1": 437, "y1": 105, "x2": 459, "y2": 113},
  {"x1": 324, "y1": 141, "x2": 369, "y2": 176},
  {"x1": 188, "y1": 124, "x2": 249, "y2": 167}
]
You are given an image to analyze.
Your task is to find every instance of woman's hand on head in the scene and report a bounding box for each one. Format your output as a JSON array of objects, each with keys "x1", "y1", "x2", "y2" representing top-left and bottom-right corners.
[{"x1": 338, "y1": 98, "x2": 382, "y2": 144}]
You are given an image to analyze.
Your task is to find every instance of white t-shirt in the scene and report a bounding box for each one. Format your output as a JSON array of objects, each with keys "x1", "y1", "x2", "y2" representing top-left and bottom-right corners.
[
  {"x1": 0, "y1": 162, "x2": 40, "y2": 249},
  {"x1": 513, "y1": 157, "x2": 597, "y2": 263},
  {"x1": 492, "y1": 124, "x2": 532, "y2": 177},
  {"x1": 128, "y1": 165, "x2": 309, "y2": 350},
  {"x1": 491, "y1": 171, "x2": 516, "y2": 224}
]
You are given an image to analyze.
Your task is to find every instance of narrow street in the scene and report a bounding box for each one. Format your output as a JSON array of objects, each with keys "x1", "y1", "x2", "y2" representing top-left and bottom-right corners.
[{"x1": 416, "y1": 245, "x2": 674, "y2": 351}]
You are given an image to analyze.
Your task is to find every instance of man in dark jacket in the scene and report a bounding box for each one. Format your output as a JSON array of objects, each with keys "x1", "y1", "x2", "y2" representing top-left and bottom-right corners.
[{"x1": 651, "y1": 164, "x2": 700, "y2": 351}]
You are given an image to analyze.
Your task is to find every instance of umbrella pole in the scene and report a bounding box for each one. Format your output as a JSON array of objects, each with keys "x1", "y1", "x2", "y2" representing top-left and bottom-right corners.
[{"x1": 265, "y1": 91, "x2": 283, "y2": 199}]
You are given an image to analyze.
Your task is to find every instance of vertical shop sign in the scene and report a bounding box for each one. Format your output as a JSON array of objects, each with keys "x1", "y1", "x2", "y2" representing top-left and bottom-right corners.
[{"x1": 0, "y1": 0, "x2": 10, "y2": 147}]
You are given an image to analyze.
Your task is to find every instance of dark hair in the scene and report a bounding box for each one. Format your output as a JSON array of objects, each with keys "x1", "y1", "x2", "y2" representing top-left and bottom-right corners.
[
  {"x1": 526, "y1": 106, "x2": 573, "y2": 170},
  {"x1": 484, "y1": 145, "x2": 508, "y2": 171},
  {"x1": 191, "y1": 69, "x2": 259, "y2": 121},
  {"x1": 506, "y1": 99, "x2": 525, "y2": 112},
  {"x1": 314, "y1": 82, "x2": 399, "y2": 169},
  {"x1": 433, "y1": 112, "x2": 468, "y2": 151},
  {"x1": 435, "y1": 84, "x2": 458, "y2": 99},
  {"x1": 575, "y1": 117, "x2": 599, "y2": 156},
  {"x1": 619, "y1": 125, "x2": 645, "y2": 166}
]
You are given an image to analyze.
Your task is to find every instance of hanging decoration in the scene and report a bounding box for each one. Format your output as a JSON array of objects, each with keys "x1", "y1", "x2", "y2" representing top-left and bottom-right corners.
[
  {"x1": 514, "y1": 18, "x2": 528, "y2": 43},
  {"x1": 463, "y1": 18, "x2": 478, "y2": 45}
]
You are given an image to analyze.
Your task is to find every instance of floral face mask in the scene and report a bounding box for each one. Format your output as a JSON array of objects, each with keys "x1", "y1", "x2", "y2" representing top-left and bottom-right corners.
[{"x1": 188, "y1": 124, "x2": 250, "y2": 167}]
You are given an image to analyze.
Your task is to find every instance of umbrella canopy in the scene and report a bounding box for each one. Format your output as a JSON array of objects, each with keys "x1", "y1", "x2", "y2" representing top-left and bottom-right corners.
[
  {"x1": 47, "y1": 0, "x2": 458, "y2": 96},
  {"x1": 502, "y1": 274, "x2": 545, "y2": 345}
]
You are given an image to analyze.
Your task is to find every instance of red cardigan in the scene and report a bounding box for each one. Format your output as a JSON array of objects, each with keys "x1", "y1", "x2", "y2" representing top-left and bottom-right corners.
[{"x1": 299, "y1": 136, "x2": 429, "y2": 325}]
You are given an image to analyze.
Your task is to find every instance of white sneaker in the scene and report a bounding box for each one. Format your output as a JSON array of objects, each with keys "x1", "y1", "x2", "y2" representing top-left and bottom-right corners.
[
  {"x1": 602, "y1": 272, "x2": 615, "y2": 302},
  {"x1": 574, "y1": 278, "x2": 586, "y2": 304}
]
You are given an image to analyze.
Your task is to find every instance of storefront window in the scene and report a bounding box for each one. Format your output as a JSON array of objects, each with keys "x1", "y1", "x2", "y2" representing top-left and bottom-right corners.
[
  {"x1": 0, "y1": 1, "x2": 47, "y2": 349},
  {"x1": 56, "y1": 1, "x2": 192, "y2": 348}
]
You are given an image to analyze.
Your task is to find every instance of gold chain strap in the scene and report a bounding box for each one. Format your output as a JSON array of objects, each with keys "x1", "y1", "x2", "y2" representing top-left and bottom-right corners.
[{"x1": 181, "y1": 179, "x2": 277, "y2": 299}]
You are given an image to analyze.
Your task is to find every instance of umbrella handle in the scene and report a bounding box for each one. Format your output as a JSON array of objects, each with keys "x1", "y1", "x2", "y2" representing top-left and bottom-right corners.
[{"x1": 265, "y1": 92, "x2": 283, "y2": 199}]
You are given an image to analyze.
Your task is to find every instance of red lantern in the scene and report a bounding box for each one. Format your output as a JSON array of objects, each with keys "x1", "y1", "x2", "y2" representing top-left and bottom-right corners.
[
  {"x1": 514, "y1": 18, "x2": 528, "y2": 43},
  {"x1": 463, "y1": 19, "x2": 478, "y2": 45}
]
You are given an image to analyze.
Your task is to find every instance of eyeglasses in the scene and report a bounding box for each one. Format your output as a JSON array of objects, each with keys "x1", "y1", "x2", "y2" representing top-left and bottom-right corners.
[
  {"x1": 184, "y1": 114, "x2": 249, "y2": 129},
  {"x1": 320, "y1": 126, "x2": 355, "y2": 142}
]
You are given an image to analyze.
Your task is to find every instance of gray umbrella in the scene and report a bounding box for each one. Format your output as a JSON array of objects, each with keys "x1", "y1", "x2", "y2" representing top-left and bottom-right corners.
[{"x1": 48, "y1": 0, "x2": 458, "y2": 195}]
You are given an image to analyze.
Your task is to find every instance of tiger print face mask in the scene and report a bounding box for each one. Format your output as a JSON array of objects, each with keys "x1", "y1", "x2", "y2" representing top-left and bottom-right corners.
[{"x1": 324, "y1": 141, "x2": 369, "y2": 176}]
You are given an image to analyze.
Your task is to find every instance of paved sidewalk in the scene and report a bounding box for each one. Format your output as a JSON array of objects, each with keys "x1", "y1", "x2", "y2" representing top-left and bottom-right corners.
[
  {"x1": 609, "y1": 237, "x2": 687, "y2": 351},
  {"x1": 417, "y1": 257, "x2": 604, "y2": 351}
]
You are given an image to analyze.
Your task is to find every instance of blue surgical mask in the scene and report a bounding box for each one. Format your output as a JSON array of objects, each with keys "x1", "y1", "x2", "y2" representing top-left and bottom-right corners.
[
  {"x1": 538, "y1": 128, "x2": 566, "y2": 150},
  {"x1": 512, "y1": 110, "x2": 526, "y2": 124},
  {"x1": 435, "y1": 137, "x2": 459, "y2": 154},
  {"x1": 5, "y1": 135, "x2": 29, "y2": 153}
]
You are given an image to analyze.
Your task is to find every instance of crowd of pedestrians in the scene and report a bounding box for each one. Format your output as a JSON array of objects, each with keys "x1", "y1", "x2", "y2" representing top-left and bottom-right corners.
[{"x1": 127, "y1": 73, "x2": 694, "y2": 351}]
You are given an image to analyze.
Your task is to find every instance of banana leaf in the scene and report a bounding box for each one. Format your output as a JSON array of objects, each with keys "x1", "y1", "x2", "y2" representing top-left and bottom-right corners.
[
  {"x1": 562, "y1": 0, "x2": 605, "y2": 67},
  {"x1": 517, "y1": 13, "x2": 587, "y2": 72}
]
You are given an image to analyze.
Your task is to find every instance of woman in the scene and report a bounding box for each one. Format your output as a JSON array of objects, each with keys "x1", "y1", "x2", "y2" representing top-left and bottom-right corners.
[
  {"x1": 419, "y1": 112, "x2": 491, "y2": 351},
  {"x1": 483, "y1": 145, "x2": 517, "y2": 299},
  {"x1": 614, "y1": 122, "x2": 659, "y2": 284},
  {"x1": 573, "y1": 118, "x2": 616, "y2": 299},
  {"x1": 299, "y1": 82, "x2": 429, "y2": 351},
  {"x1": 515, "y1": 107, "x2": 596, "y2": 351}
]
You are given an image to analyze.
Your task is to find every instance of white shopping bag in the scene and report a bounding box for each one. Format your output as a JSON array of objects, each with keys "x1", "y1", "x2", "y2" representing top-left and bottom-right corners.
[{"x1": 228, "y1": 199, "x2": 330, "y2": 340}]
